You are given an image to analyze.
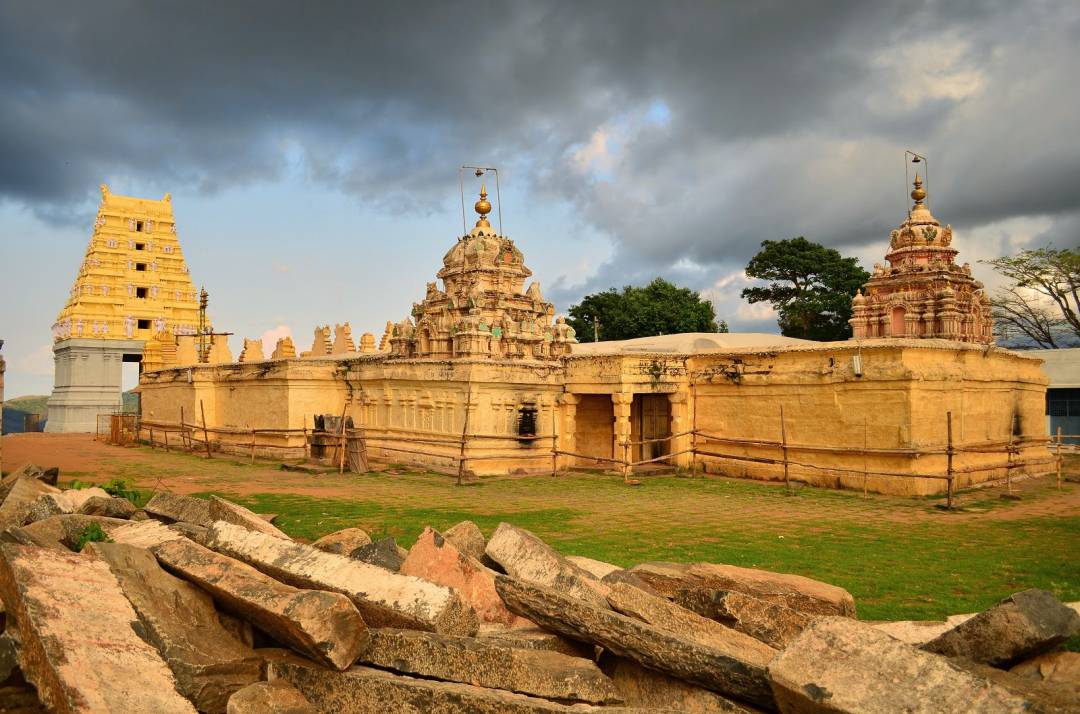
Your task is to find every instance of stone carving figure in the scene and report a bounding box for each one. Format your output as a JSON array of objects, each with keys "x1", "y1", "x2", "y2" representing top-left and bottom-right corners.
[{"x1": 124, "y1": 315, "x2": 135, "y2": 338}]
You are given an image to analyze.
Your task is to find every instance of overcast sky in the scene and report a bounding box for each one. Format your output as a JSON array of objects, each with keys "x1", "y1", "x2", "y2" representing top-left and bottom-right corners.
[{"x1": 1, "y1": 1, "x2": 1078, "y2": 397}]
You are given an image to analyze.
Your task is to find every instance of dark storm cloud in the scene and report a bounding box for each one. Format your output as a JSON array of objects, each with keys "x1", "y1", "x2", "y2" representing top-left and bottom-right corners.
[{"x1": 1, "y1": 1, "x2": 1078, "y2": 293}]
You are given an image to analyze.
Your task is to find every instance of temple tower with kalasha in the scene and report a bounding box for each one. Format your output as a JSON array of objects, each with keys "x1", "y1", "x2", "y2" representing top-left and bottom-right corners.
[
  {"x1": 850, "y1": 172, "x2": 992, "y2": 343},
  {"x1": 46, "y1": 185, "x2": 205, "y2": 432}
]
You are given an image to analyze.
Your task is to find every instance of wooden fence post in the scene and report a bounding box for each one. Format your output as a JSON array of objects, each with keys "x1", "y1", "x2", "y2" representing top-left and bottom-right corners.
[
  {"x1": 149, "y1": 427, "x2": 155, "y2": 450},
  {"x1": 199, "y1": 400, "x2": 212, "y2": 459},
  {"x1": 1006, "y1": 414, "x2": 1016, "y2": 496},
  {"x1": 946, "y1": 411, "x2": 954, "y2": 510},
  {"x1": 337, "y1": 404, "x2": 348, "y2": 475},
  {"x1": 1056, "y1": 426, "x2": 1063, "y2": 490},
  {"x1": 780, "y1": 405, "x2": 791, "y2": 494},
  {"x1": 862, "y1": 418, "x2": 868, "y2": 499},
  {"x1": 251, "y1": 429, "x2": 257, "y2": 465},
  {"x1": 550, "y1": 400, "x2": 558, "y2": 478},
  {"x1": 456, "y1": 387, "x2": 473, "y2": 486},
  {"x1": 691, "y1": 381, "x2": 699, "y2": 479},
  {"x1": 163, "y1": 430, "x2": 169, "y2": 453}
]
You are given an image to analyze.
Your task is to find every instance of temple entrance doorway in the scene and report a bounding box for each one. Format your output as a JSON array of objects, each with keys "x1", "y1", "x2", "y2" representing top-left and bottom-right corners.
[
  {"x1": 636, "y1": 394, "x2": 670, "y2": 463},
  {"x1": 574, "y1": 394, "x2": 614, "y2": 464}
]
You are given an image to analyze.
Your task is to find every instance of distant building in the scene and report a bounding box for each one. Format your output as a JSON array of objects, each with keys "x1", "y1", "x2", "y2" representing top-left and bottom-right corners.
[{"x1": 1029, "y1": 348, "x2": 1080, "y2": 444}]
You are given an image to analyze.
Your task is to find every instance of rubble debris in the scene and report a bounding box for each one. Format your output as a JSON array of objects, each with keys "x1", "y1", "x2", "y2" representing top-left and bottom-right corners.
[
  {"x1": 109, "y1": 518, "x2": 188, "y2": 548},
  {"x1": 226, "y1": 680, "x2": 317, "y2": 714},
  {"x1": 349, "y1": 536, "x2": 406, "y2": 571},
  {"x1": 150, "y1": 537, "x2": 368, "y2": 671},
  {"x1": 0, "y1": 479, "x2": 60, "y2": 530},
  {"x1": 18, "y1": 514, "x2": 129, "y2": 551},
  {"x1": 312, "y1": 527, "x2": 371, "y2": 555},
  {"x1": 566, "y1": 555, "x2": 621, "y2": 580},
  {"x1": 206, "y1": 522, "x2": 479, "y2": 635},
  {"x1": 360, "y1": 628, "x2": 621, "y2": 704},
  {"x1": 23, "y1": 488, "x2": 110, "y2": 524},
  {"x1": 674, "y1": 587, "x2": 812, "y2": 649},
  {"x1": 630, "y1": 561, "x2": 856, "y2": 617},
  {"x1": 77, "y1": 495, "x2": 137, "y2": 519},
  {"x1": 486, "y1": 523, "x2": 610, "y2": 609},
  {"x1": 602, "y1": 656, "x2": 754, "y2": 713},
  {"x1": 476, "y1": 625, "x2": 593, "y2": 659},
  {"x1": 89, "y1": 543, "x2": 263, "y2": 713},
  {"x1": 443, "y1": 519, "x2": 487, "y2": 562},
  {"x1": 768, "y1": 616, "x2": 1043, "y2": 713},
  {"x1": 494, "y1": 575, "x2": 774, "y2": 709},
  {"x1": 145, "y1": 492, "x2": 213, "y2": 527},
  {"x1": 208, "y1": 496, "x2": 291, "y2": 539},
  {"x1": 0, "y1": 543, "x2": 197, "y2": 713},
  {"x1": 921, "y1": 589, "x2": 1080, "y2": 667}
]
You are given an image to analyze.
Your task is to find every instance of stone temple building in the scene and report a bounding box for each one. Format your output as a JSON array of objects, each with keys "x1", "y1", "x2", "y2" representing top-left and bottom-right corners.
[
  {"x1": 46, "y1": 185, "x2": 204, "y2": 432},
  {"x1": 135, "y1": 179, "x2": 1050, "y2": 496},
  {"x1": 849, "y1": 174, "x2": 993, "y2": 342}
]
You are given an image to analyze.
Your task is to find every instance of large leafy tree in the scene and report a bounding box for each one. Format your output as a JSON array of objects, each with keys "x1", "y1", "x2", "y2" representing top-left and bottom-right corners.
[
  {"x1": 568, "y1": 278, "x2": 719, "y2": 341},
  {"x1": 982, "y1": 246, "x2": 1080, "y2": 348},
  {"x1": 741, "y1": 237, "x2": 869, "y2": 341}
]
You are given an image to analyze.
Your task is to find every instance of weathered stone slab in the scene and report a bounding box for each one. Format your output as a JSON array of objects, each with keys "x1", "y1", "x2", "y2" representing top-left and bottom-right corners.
[
  {"x1": 360, "y1": 628, "x2": 620, "y2": 704},
  {"x1": 922, "y1": 589, "x2": 1080, "y2": 667},
  {"x1": 631, "y1": 561, "x2": 856, "y2": 617},
  {"x1": 0, "y1": 479, "x2": 60, "y2": 530},
  {"x1": 957, "y1": 658, "x2": 1080, "y2": 713},
  {"x1": 206, "y1": 522, "x2": 478, "y2": 635},
  {"x1": 768, "y1": 616, "x2": 1043, "y2": 713},
  {"x1": 350, "y1": 537, "x2": 406, "y2": 571},
  {"x1": 567, "y1": 555, "x2": 621, "y2": 580},
  {"x1": 1, "y1": 524, "x2": 66, "y2": 550},
  {"x1": 150, "y1": 536, "x2": 368, "y2": 670},
  {"x1": 476, "y1": 625, "x2": 593, "y2": 659},
  {"x1": 494, "y1": 575, "x2": 774, "y2": 709},
  {"x1": 603, "y1": 656, "x2": 753, "y2": 713},
  {"x1": 209, "y1": 496, "x2": 291, "y2": 539},
  {"x1": 89, "y1": 543, "x2": 263, "y2": 713},
  {"x1": 675, "y1": 587, "x2": 812, "y2": 649},
  {"x1": 0, "y1": 543, "x2": 197, "y2": 713},
  {"x1": 170, "y1": 521, "x2": 210, "y2": 544},
  {"x1": 605, "y1": 582, "x2": 777, "y2": 664},
  {"x1": 77, "y1": 495, "x2": 137, "y2": 519},
  {"x1": 1011, "y1": 651, "x2": 1080, "y2": 689},
  {"x1": 24, "y1": 488, "x2": 110, "y2": 524},
  {"x1": 17, "y1": 514, "x2": 129, "y2": 551},
  {"x1": 312, "y1": 527, "x2": 371, "y2": 554},
  {"x1": 0, "y1": 464, "x2": 57, "y2": 504},
  {"x1": 400, "y1": 527, "x2": 525, "y2": 626},
  {"x1": 145, "y1": 491, "x2": 213, "y2": 527},
  {"x1": 226, "y1": 681, "x2": 317, "y2": 714},
  {"x1": 600, "y1": 568, "x2": 662, "y2": 596},
  {"x1": 485, "y1": 523, "x2": 609, "y2": 609},
  {"x1": 270, "y1": 656, "x2": 676, "y2": 713},
  {"x1": 443, "y1": 520, "x2": 486, "y2": 561},
  {"x1": 110, "y1": 518, "x2": 188, "y2": 548}
]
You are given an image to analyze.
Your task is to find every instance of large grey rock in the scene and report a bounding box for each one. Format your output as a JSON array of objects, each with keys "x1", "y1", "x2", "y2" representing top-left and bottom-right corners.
[
  {"x1": 89, "y1": 543, "x2": 263, "y2": 713},
  {"x1": 631, "y1": 561, "x2": 856, "y2": 618},
  {"x1": 675, "y1": 587, "x2": 813, "y2": 649},
  {"x1": 602, "y1": 656, "x2": 754, "y2": 713},
  {"x1": 0, "y1": 543, "x2": 197, "y2": 713},
  {"x1": 312, "y1": 527, "x2": 371, "y2": 555},
  {"x1": 209, "y1": 496, "x2": 290, "y2": 539},
  {"x1": 77, "y1": 495, "x2": 137, "y2": 519},
  {"x1": 150, "y1": 536, "x2": 368, "y2": 671},
  {"x1": 768, "y1": 616, "x2": 1044, "y2": 713},
  {"x1": 494, "y1": 575, "x2": 774, "y2": 710},
  {"x1": 360, "y1": 628, "x2": 620, "y2": 704},
  {"x1": 399, "y1": 527, "x2": 526, "y2": 627},
  {"x1": 605, "y1": 582, "x2": 777, "y2": 664},
  {"x1": 485, "y1": 523, "x2": 609, "y2": 609},
  {"x1": 350, "y1": 537, "x2": 405, "y2": 571},
  {"x1": 269, "y1": 655, "x2": 676, "y2": 713},
  {"x1": 145, "y1": 492, "x2": 213, "y2": 527},
  {"x1": 23, "y1": 488, "x2": 110, "y2": 524},
  {"x1": 206, "y1": 522, "x2": 478, "y2": 635},
  {"x1": 0, "y1": 479, "x2": 60, "y2": 530},
  {"x1": 18, "y1": 514, "x2": 130, "y2": 551},
  {"x1": 226, "y1": 681, "x2": 317, "y2": 714},
  {"x1": 442, "y1": 520, "x2": 486, "y2": 562},
  {"x1": 921, "y1": 589, "x2": 1080, "y2": 667}
]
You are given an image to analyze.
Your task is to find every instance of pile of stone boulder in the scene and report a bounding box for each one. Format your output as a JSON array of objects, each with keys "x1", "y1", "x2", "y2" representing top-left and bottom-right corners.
[{"x1": 0, "y1": 462, "x2": 1077, "y2": 713}]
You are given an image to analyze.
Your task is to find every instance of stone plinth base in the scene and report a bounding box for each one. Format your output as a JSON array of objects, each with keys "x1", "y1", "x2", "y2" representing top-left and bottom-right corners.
[{"x1": 46, "y1": 339, "x2": 143, "y2": 433}]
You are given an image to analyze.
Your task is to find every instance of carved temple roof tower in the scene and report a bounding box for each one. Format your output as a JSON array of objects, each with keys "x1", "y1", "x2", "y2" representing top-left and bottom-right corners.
[
  {"x1": 850, "y1": 174, "x2": 992, "y2": 344},
  {"x1": 389, "y1": 185, "x2": 577, "y2": 360},
  {"x1": 53, "y1": 184, "x2": 204, "y2": 342}
]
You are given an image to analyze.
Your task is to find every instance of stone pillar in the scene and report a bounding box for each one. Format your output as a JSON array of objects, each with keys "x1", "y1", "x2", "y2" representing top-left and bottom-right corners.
[
  {"x1": 611, "y1": 392, "x2": 633, "y2": 468},
  {"x1": 668, "y1": 391, "x2": 691, "y2": 469},
  {"x1": 904, "y1": 312, "x2": 918, "y2": 338},
  {"x1": 45, "y1": 338, "x2": 143, "y2": 433},
  {"x1": 558, "y1": 393, "x2": 579, "y2": 469}
]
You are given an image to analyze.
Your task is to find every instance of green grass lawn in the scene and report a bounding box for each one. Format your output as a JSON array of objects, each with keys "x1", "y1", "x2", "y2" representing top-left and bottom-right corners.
[{"x1": 173, "y1": 470, "x2": 1080, "y2": 624}]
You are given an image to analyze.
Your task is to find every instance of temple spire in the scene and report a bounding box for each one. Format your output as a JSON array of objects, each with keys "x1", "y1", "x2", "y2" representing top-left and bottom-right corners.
[
  {"x1": 474, "y1": 184, "x2": 492, "y2": 227},
  {"x1": 911, "y1": 173, "x2": 926, "y2": 208}
]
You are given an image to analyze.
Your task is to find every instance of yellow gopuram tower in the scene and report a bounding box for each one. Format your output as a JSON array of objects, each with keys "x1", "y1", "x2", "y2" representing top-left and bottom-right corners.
[{"x1": 46, "y1": 184, "x2": 205, "y2": 432}]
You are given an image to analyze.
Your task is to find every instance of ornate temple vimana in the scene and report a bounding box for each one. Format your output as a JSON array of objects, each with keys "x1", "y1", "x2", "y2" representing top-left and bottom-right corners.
[
  {"x1": 850, "y1": 174, "x2": 993, "y2": 343},
  {"x1": 134, "y1": 177, "x2": 1049, "y2": 496},
  {"x1": 46, "y1": 185, "x2": 205, "y2": 432}
]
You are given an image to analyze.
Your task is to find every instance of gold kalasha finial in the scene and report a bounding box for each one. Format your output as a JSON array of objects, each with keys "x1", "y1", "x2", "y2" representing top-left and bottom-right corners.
[
  {"x1": 911, "y1": 173, "x2": 926, "y2": 206},
  {"x1": 474, "y1": 184, "x2": 492, "y2": 227}
]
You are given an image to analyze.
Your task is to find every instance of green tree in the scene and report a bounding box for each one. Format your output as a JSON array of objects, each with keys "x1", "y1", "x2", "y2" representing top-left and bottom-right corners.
[
  {"x1": 568, "y1": 278, "x2": 719, "y2": 341},
  {"x1": 981, "y1": 246, "x2": 1080, "y2": 348},
  {"x1": 741, "y1": 237, "x2": 869, "y2": 341}
]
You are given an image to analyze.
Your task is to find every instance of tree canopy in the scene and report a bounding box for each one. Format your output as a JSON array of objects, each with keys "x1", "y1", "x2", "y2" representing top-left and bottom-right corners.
[
  {"x1": 567, "y1": 277, "x2": 719, "y2": 341},
  {"x1": 741, "y1": 237, "x2": 869, "y2": 341},
  {"x1": 982, "y1": 246, "x2": 1080, "y2": 348}
]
